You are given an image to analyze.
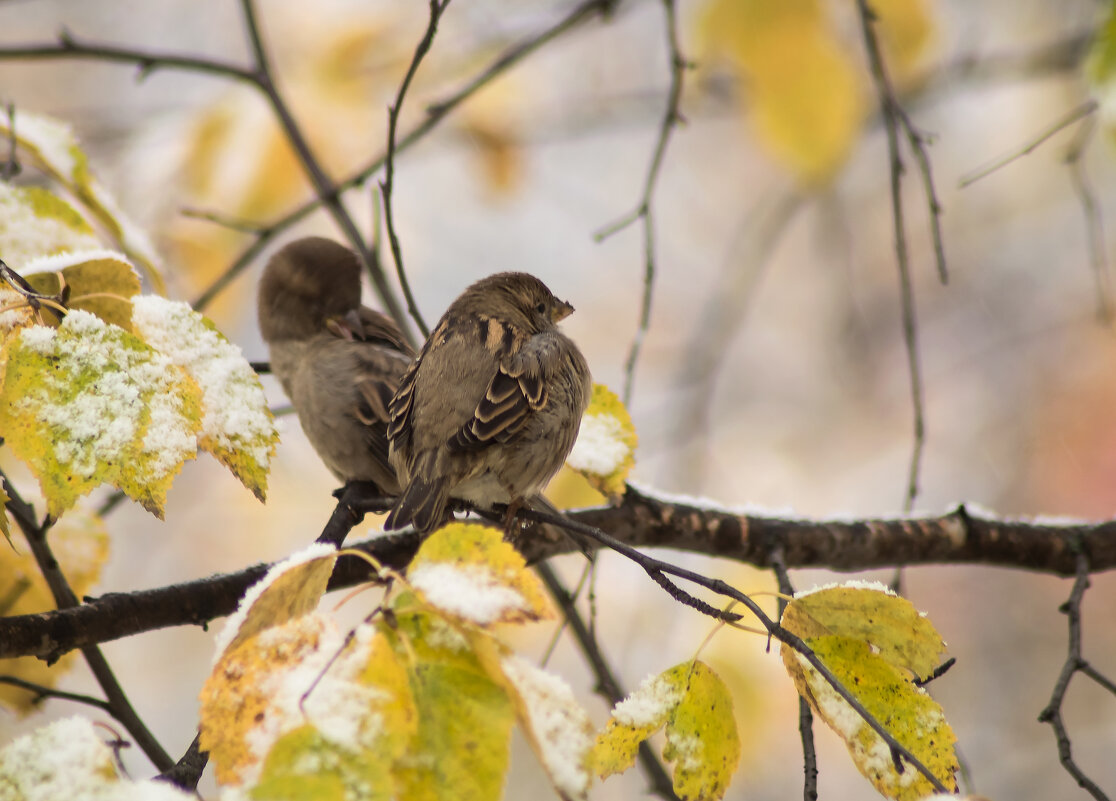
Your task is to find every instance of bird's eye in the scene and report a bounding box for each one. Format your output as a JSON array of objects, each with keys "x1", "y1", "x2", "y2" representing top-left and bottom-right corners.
[{"x1": 535, "y1": 301, "x2": 547, "y2": 315}]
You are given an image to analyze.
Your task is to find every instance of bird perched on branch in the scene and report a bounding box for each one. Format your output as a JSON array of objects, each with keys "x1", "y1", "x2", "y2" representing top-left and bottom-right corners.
[
  {"x1": 385, "y1": 272, "x2": 592, "y2": 534},
  {"x1": 258, "y1": 237, "x2": 415, "y2": 497}
]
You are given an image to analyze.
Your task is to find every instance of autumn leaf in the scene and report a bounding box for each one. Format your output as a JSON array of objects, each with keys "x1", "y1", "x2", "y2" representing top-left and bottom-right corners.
[{"x1": 566, "y1": 384, "x2": 638, "y2": 501}]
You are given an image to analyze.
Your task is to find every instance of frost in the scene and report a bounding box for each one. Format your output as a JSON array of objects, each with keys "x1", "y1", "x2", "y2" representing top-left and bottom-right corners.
[
  {"x1": 794, "y1": 580, "x2": 895, "y2": 600},
  {"x1": 212, "y1": 542, "x2": 337, "y2": 660},
  {"x1": 567, "y1": 412, "x2": 629, "y2": 476},
  {"x1": 21, "y1": 248, "x2": 137, "y2": 277},
  {"x1": 0, "y1": 184, "x2": 99, "y2": 265},
  {"x1": 612, "y1": 672, "x2": 683, "y2": 728},
  {"x1": 409, "y1": 562, "x2": 527, "y2": 624},
  {"x1": 501, "y1": 655, "x2": 593, "y2": 799},
  {"x1": 7, "y1": 111, "x2": 80, "y2": 180}
]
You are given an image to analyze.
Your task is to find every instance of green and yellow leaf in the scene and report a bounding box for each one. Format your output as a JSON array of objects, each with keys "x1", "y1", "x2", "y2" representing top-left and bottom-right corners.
[
  {"x1": 591, "y1": 661, "x2": 741, "y2": 801},
  {"x1": 130, "y1": 295, "x2": 277, "y2": 501},
  {"x1": 0, "y1": 311, "x2": 202, "y2": 518},
  {"x1": 782, "y1": 636, "x2": 958, "y2": 800},
  {"x1": 566, "y1": 383, "x2": 638, "y2": 500},
  {"x1": 0, "y1": 184, "x2": 99, "y2": 266},
  {"x1": 23, "y1": 251, "x2": 141, "y2": 331}
]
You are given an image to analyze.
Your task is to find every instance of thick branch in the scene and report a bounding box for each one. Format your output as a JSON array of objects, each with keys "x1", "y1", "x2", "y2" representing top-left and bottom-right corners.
[{"x1": 3, "y1": 485, "x2": 1114, "y2": 661}]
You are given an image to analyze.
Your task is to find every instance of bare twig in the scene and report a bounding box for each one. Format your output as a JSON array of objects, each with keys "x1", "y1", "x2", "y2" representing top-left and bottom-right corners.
[
  {"x1": 191, "y1": 0, "x2": 617, "y2": 316},
  {"x1": 1, "y1": 102, "x2": 18, "y2": 179},
  {"x1": 535, "y1": 561, "x2": 679, "y2": 800},
  {"x1": 1037, "y1": 545, "x2": 1113, "y2": 801},
  {"x1": 768, "y1": 546, "x2": 818, "y2": 801},
  {"x1": 0, "y1": 470, "x2": 174, "y2": 771},
  {"x1": 0, "y1": 675, "x2": 113, "y2": 713},
  {"x1": 592, "y1": 0, "x2": 687, "y2": 407},
  {"x1": 180, "y1": 206, "x2": 271, "y2": 235},
  {"x1": 1064, "y1": 115, "x2": 1112, "y2": 323},
  {"x1": 855, "y1": 0, "x2": 929, "y2": 512},
  {"x1": 959, "y1": 100, "x2": 1097, "y2": 188},
  {"x1": 379, "y1": 0, "x2": 454, "y2": 339}
]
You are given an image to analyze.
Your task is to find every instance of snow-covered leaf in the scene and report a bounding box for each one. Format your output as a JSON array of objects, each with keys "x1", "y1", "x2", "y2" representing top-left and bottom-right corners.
[
  {"x1": 566, "y1": 383, "x2": 638, "y2": 501},
  {"x1": 0, "y1": 184, "x2": 99, "y2": 266},
  {"x1": 0, "y1": 311, "x2": 202, "y2": 518},
  {"x1": 131, "y1": 295, "x2": 277, "y2": 500}
]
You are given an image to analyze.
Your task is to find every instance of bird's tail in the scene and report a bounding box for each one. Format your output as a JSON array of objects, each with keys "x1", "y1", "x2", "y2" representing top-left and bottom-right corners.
[{"x1": 384, "y1": 475, "x2": 452, "y2": 534}]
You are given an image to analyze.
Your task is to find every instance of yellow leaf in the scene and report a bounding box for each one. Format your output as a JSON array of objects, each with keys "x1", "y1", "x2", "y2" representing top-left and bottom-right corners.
[
  {"x1": 384, "y1": 607, "x2": 515, "y2": 801},
  {"x1": 0, "y1": 109, "x2": 166, "y2": 294},
  {"x1": 407, "y1": 522, "x2": 553, "y2": 625},
  {"x1": 457, "y1": 77, "x2": 525, "y2": 197},
  {"x1": 23, "y1": 251, "x2": 141, "y2": 331},
  {"x1": 0, "y1": 312, "x2": 202, "y2": 518},
  {"x1": 782, "y1": 583, "x2": 947, "y2": 680},
  {"x1": 0, "y1": 481, "x2": 9, "y2": 549},
  {"x1": 781, "y1": 636, "x2": 958, "y2": 800},
  {"x1": 566, "y1": 384, "x2": 638, "y2": 501},
  {"x1": 591, "y1": 661, "x2": 741, "y2": 801},
  {"x1": 0, "y1": 507, "x2": 109, "y2": 715},
  {"x1": 697, "y1": 0, "x2": 866, "y2": 184},
  {"x1": 130, "y1": 296, "x2": 277, "y2": 501}
]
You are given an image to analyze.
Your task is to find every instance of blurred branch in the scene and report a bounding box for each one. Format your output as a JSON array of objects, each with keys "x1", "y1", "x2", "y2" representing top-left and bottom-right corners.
[
  {"x1": 192, "y1": 0, "x2": 619, "y2": 312},
  {"x1": 0, "y1": 675, "x2": 113, "y2": 713},
  {"x1": 4, "y1": 484, "x2": 1116, "y2": 661},
  {"x1": 1038, "y1": 545, "x2": 1114, "y2": 801},
  {"x1": 1064, "y1": 116, "x2": 1113, "y2": 323},
  {"x1": 379, "y1": 0, "x2": 453, "y2": 340},
  {"x1": 594, "y1": 0, "x2": 688, "y2": 407},
  {"x1": 855, "y1": 0, "x2": 934, "y2": 513},
  {"x1": 0, "y1": 470, "x2": 174, "y2": 772}
]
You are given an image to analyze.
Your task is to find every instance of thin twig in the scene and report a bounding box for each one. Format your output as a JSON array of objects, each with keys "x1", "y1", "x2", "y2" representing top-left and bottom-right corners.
[
  {"x1": 0, "y1": 470, "x2": 174, "y2": 771},
  {"x1": 593, "y1": 0, "x2": 687, "y2": 406},
  {"x1": 237, "y1": 0, "x2": 413, "y2": 342},
  {"x1": 379, "y1": 0, "x2": 454, "y2": 339},
  {"x1": 2, "y1": 102, "x2": 18, "y2": 179},
  {"x1": 190, "y1": 0, "x2": 615, "y2": 317},
  {"x1": 0, "y1": 675, "x2": 113, "y2": 713},
  {"x1": 180, "y1": 206, "x2": 270, "y2": 235},
  {"x1": 1064, "y1": 115, "x2": 1112, "y2": 324},
  {"x1": 768, "y1": 546, "x2": 818, "y2": 801},
  {"x1": 855, "y1": 0, "x2": 928, "y2": 513},
  {"x1": 518, "y1": 506, "x2": 951, "y2": 794},
  {"x1": 1037, "y1": 545, "x2": 1113, "y2": 801},
  {"x1": 959, "y1": 100, "x2": 1097, "y2": 188},
  {"x1": 535, "y1": 561, "x2": 679, "y2": 800}
]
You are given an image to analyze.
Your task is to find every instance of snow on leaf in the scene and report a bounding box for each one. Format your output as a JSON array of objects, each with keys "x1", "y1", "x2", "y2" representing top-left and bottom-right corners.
[
  {"x1": 407, "y1": 522, "x2": 552, "y2": 625},
  {"x1": 0, "y1": 109, "x2": 166, "y2": 294},
  {"x1": 0, "y1": 311, "x2": 202, "y2": 518},
  {"x1": 501, "y1": 654, "x2": 595, "y2": 801},
  {"x1": 783, "y1": 583, "x2": 947, "y2": 681},
  {"x1": 0, "y1": 184, "x2": 99, "y2": 266},
  {"x1": 781, "y1": 636, "x2": 959, "y2": 800},
  {"x1": 131, "y1": 295, "x2": 277, "y2": 500},
  {"x1": 22, "y1": 250, "x2": 141, "y2": 331},
  {"x1": 566, "y1": 383, "x2": 638, "y2": 500},
  {"x1": 592, "y1": 662, "x2": 740, "y2": 801},
  {"x1": 0, "y1": 506, "x2": 109, "y2": 714},
  {"x1": 0, "y1": 716, "x2": 194, "y2": 801}
]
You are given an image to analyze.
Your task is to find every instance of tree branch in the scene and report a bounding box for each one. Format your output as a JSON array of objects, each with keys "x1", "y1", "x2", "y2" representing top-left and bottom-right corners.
[{"x1": 3, "y1": 484, "x2": 1114, "y2": 661}]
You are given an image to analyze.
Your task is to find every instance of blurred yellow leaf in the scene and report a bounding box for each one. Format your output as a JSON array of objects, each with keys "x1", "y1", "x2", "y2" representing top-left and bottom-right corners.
[
  {"x1": 0, "y1": 482, "x2": 9, "y2": 548},
  {"x1": 871, "y1": 0, "x2": 936, "y2": 83},
  {"x1": 23, "y1": 251, "x2": 141, "y2": 331},
  {"x1": 566, "y1": 384, "x2": 638, "y2": 501},
  {"x1": 781, "y1": 636, "x2": 958, "y2": 800},
  {"x1": 0, "y1": 312, "x2": 202, "y2": 519},
  {"x1": 0, "y1": 507, "x2": 109, "y2": 714},
  {"x1": 407, "y1": 522, "x2": 552, "y2": 625},
  {"x1": 698, "y1": 0, "x2": 866, "y2": 184}
]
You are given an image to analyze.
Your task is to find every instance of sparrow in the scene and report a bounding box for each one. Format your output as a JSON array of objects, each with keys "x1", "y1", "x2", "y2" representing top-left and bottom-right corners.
[
  {"x1": 258, "y1": 236, "x2": 415, "y2": 496},
  {"x1": 384, "y1": 272, "x2": 592, "y2": 534}
]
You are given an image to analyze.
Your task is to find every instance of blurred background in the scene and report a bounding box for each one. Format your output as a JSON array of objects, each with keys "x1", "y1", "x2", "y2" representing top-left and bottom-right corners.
[{"x1": 1, "y1": 0, "x2": 1115, "y2": 798}]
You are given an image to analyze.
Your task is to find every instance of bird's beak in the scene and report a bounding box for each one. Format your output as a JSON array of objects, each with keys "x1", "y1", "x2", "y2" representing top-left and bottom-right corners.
[{"x1": 551, "y1": 298, "x2": 574, "y2": 323}]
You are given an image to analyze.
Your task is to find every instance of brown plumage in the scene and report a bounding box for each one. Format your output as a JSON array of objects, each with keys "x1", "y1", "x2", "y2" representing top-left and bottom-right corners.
[
  {"x1": 385, "y1": 272, "x2": 592, "y2": 534},
  {"x1": 258, "y1": 237, "x2": 415, "y2": 495}
]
